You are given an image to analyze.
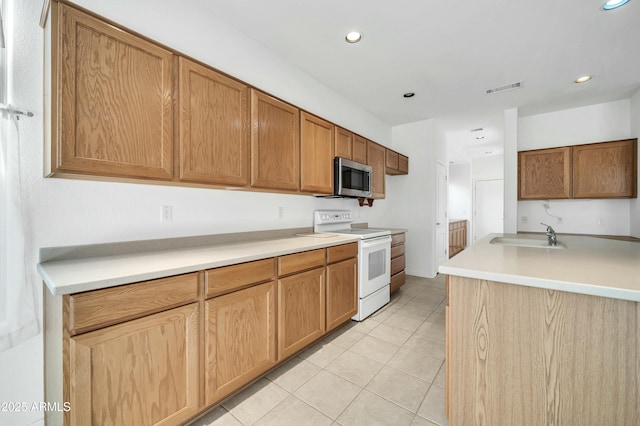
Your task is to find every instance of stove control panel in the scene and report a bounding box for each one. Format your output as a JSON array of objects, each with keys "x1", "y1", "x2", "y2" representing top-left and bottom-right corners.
[{"x1": 314, "y1": 210, "x2": 353, "y2": 225}]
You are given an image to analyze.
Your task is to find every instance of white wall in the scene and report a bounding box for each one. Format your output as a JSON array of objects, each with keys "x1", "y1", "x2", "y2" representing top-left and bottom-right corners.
[
  {"x1": 503, "y1": 108, "x2": 518, "y2": 233},
  {"x1": 448, "y1": 163, "x2": 471, "y2": 221},
  {"x1": 472, "y1": 155, "x2": 504, "y2": 180},
  {"x1": 517, "y1": 100, "x2": 633, "y2": 236},
  {"x1": 631, "y1": 89, "x2": 640, "y2": 238},
  {"x1": 0, "y1": 2, "x2": 393, "y2": 425},
  {"x1": 388, "y1": 119, "x2": 438, "y2": 278}
]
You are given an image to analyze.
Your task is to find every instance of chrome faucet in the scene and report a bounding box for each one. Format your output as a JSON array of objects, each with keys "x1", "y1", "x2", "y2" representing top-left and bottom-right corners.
[{"x1": 540, "y1": 223, "x2": 557, "y2": 246}]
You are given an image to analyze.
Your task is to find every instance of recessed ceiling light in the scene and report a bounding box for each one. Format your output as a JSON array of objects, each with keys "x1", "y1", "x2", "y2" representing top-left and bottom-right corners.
[
  {"x1": 602, "y1": 0, "x2": 630, "y2": 10},
  {"x1": 345, "y1": 31, "x2": 363, "y2": 43},
  {"x1": 575, "y1": 75, "x2": 593, "y2": 83},
  {"x1": 403, "y1": 92, "x2": 415, "y2": 98},
  {"x1": 476, "y1": 136, "x2": 485, "y2": 140},
  {"x1": 485, "y1": 151, "x2": 493, "y2": 154}
]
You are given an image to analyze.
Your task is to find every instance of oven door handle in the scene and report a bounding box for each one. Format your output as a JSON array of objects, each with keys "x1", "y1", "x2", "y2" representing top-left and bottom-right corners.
[{"x1": 361, "y1": 235, "x2": 392, "y2": 249}]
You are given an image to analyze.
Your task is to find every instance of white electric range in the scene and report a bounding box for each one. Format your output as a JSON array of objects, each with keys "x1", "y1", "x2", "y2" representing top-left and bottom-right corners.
[{"x1": 314, "y1": 210, "x2": 391, "y2": 321}]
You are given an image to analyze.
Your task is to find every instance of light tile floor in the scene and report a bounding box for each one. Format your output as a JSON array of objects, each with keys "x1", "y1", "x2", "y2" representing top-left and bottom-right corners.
[{"x1": 190, "y1": 274, "x2": 448, "y2": 426}]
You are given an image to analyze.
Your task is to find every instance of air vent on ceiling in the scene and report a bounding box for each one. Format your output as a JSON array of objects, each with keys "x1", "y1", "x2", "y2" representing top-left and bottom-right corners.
[{"x1": 485, "y1": 81, "x2": 523, "y2": 95}]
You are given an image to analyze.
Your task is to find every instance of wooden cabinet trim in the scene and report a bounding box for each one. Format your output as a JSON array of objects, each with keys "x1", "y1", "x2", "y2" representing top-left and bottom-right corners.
[
  {"x1": 278, "y1": 249, "x2": 326, "y2": 276},
  {"x1": 205, "y1": 258, "x2": 275, "y2": 298},
  {"x1": 67, "y1": 273, "x2": 199, "y2": 335},
  {"x1": 327, "y1": 242, "x2": 358, "y2": 264}
]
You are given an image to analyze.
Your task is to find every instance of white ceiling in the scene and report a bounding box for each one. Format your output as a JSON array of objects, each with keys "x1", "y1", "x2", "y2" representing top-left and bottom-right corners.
[{"x1": 193, "y1": 0, "x2": 640, "y2": 161}]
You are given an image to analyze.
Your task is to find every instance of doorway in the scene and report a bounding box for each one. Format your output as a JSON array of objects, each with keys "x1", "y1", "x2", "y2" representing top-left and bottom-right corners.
[{"x1": 474, "y1": 179, "x2": 504, "y2": 241}]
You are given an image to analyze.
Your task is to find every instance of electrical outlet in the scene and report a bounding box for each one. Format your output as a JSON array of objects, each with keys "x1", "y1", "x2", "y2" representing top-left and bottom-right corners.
[
  {"x1": 521, "y1": 216, "x2": 528, "y2": 224},
  {"x1": 161, "y1": 205, "x2": 172, "y2": 223}
]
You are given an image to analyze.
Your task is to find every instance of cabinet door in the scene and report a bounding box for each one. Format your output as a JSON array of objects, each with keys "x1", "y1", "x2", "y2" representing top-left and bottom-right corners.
[
  {"x1": 300, "y1": 112, "x2": 334, "y2": 194},
  {"x1": 68, "y1": 304, "x2": 199, "y2": 426},
  {"x1": 250, "y1": 89, "x2": 300, "y2": 191},
  {"x1": 278, "y1": 267, "x2": 326, "y2": 359},
  {"x1": 55, "y1": 4, "x2": 173, "y2": 180},
  {"x1": 385, "y1": 149, "x2": 399, "y2": 172},
  {"x1": 518, "y1": 147, "x2": 571, "y2": 199},
  {"x1": 352, "y1": 134, "x2": 368, "y2": 164},
  {"x1": 398, "y1": 155, "x2": 409, "y2": 174},
  {"x1": 335, "y1": 127, "x2": 353, "y2": 160},
  {"x1": 326, "y1": 258, "x2": 357, "y2": 332},
  {"x1": 178, "y1": 58, "x2": 249, "y2": 186},
  {"x1": 367, "y1": 141, "x2": 386, "y2": 199},
  {"x1": 204, "y1": 282, "x2": 276, "y2": 405},
  {"x1": 572, "y1": 139, "x2": 637, "y2": 198}
]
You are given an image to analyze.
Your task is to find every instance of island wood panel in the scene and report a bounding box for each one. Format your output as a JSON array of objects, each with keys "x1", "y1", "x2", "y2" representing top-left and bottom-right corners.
[
  {"x1": 204, "y1": 282, "x2": 276, "y2": 405},
  {"x1": 448, "y1": 276, "x2": 639, "y2": 426},
  {"x1": 67, "y1": 273, "x2": 199, "y2": 335},
  {"x1": 352, "y1": 134, "x2": 368, "y2": 164},
  {"x1": 55, "y1": 3, "x2": 174, "y2": 180},
  {"x1": 335, "y1": 126, "x2": 353, "y2": 160},
  {"x1": 178, "y1": 57, "x2": 249, "y2": 186},
  {"x1": 205, "y1": 258, "x2": 275, "y2": 298},
  {"x1": 326, "y1": 257, "x2": 357, "y2": 332},
  {"x1": 68, "y1": 303, "x2": 200, "y2": 426},
  {"x1": 367, "y1": 141, "x2": 386, "y2": 199},
  {"x1": 572, "y1": 139, "x2": 637, "y2": 198},
  {"x1": 300, "y1": 112, "x2": 335, "y2": 194},
  {"x1": 278, "y1": 267, "x2": 326, "y2": 359},
  {"x1": 250, "y1": 89, "x2": 300, "y2": 191},
  {"x1": 518, "y1": 147, "x2": 572, "y2": 199}
]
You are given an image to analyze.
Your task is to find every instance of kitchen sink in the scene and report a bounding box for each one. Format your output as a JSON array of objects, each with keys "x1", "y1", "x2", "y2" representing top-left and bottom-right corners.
[{"x1": 490, "y1": 236, "x2": 566, "y2": 249}]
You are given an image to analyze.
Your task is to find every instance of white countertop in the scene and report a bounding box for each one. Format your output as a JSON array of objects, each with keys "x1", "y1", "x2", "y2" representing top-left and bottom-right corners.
[
  {"x1": 439, "y1": 233, "x2": 640, "y2": 301},
  {"x1": 38, "y1": 233, "x2": 359, "y2": 296}
]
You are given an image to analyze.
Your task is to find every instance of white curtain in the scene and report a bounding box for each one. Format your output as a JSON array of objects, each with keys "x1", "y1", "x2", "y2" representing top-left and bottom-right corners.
[{"x1": 0, "y1": 3, "x2": 38, "y2": 352}]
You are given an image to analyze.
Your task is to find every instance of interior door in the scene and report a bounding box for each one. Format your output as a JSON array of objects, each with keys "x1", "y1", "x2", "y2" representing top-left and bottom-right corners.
[
  {"x1": 474, "y1": 179, "x2": 504, "y2": 241},
  {"x1": 436, "y1": 162, "x2": 447, "y2": 264}
]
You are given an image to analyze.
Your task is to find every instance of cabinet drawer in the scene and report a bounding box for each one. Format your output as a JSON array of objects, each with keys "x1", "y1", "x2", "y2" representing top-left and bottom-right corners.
[
  {"x1": 391, "y1": 244, "x2": 405, "y2": 259},
  {"x1": 67, "y1": 273, "x2": 199, "y2": 335},
  {"x1": 278, "y1": 249, "x2": 325, "y2": 276},
  {"x1": 391, "y1": 255, "x2": 406, "y2": 276},
  {"x1": 390, "y1": 271, "x2": 406, "y2": 293},
  {"x1": 327, "y1": 243, "x2": 358, "y2": 264},
  {"x1": 391, "y1": 233, "x2": 405, "y2": 246},
  {"x1": 206, "y1": 258, "x2": 275, "y2": 298}
]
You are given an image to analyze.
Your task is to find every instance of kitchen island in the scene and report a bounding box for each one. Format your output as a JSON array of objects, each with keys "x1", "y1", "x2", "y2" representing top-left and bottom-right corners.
[{"x1": 439, "y1": 233, "x2": 640, "y2": 426}]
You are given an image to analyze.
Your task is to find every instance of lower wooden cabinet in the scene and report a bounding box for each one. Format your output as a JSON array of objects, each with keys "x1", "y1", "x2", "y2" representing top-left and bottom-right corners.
[
  {"x1": 326, "y1": 257, "x2": 358, "y2": 332},
  {"x1": 68, "y1": 303, "x2": 200, "y2": 426},
  {"x1": 204, "y1": 282, "x2": 276, "y2": 405},
  {"x1": 56, "y1": 243, "x2": 358, "y2": 425},
  {"x1": 390, "y1": 232, "x2": 406, "y2": 293},
  {"x1": 448, "y1": 220, "x2": 467, "y2": 258},
  {"x1": 278, "y1": 267, "x2": 326, "y2": 359}
]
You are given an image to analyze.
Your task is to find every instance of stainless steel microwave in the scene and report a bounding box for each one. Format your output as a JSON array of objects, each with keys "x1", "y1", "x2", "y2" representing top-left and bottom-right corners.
[{"x1": 334, "y1": 157, "x2": 372, "y2": 198}]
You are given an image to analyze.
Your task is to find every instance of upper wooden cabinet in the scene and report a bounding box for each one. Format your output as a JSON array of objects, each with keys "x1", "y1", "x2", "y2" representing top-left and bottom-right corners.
[
  {"x1": 385, "y1": 149, "x2": 409, "y2": 175},
  {"x1": 335, "y1": 126, "x2": 353, "y2": 160},
  {"x1": 519, "y1": 139, "x2": 638, "y2": 200},
  {"x1": 352, "y1": 134, "x2": 368, "y2": 164},
  {"x1": 250, "y1": 89, "x2": 300, "y2": 191},
  {"x1": 572, "y1": 139, "x2": 637, "y2": 198},
  {"x1": 367, "y1": 141, "x2": 386, "y2": 199},
  {"x1": 178, "y1": 58, "x2": 249, "y2": 186},
  {"x1": 54, "y1": 3, "x2": 174, "y2": 180},
  {"x1": 300, "y1": 112, "x2": 334, "y2": 194},
  {"x1": 518, "y1": 147, "x2": 572, "y2": 200}
]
